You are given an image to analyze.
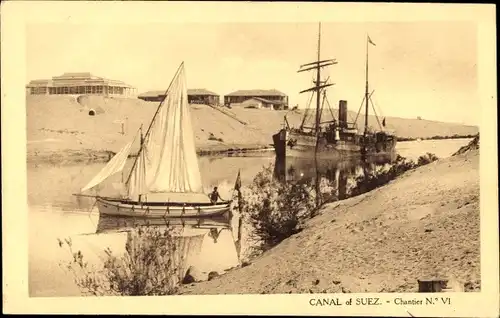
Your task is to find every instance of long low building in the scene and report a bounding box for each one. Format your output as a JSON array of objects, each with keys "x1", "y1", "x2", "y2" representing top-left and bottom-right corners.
[
  {"x1": 26, "y1": 72, "x2": 137, "y2": 97},
  {"x1": 138, "y1": 89, "x2": 220, "y2": 105},
  {"x1": 224, "y1": 89, "x2": 289, "y2": 110}
]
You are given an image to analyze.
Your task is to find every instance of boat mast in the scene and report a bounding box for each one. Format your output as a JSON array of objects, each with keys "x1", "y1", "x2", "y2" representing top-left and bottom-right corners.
[
  {"x1": 364, "y1": 34, "x2": 369, "y2": 137},
  {"x1": 139, "y1": 124, "x2": 144, "y2": 145},
  {"x1": 125, "y1": 61, "x2": 185, "y2": 187},
  {"x1": 138, "y1": 124, "x2": 144, "y2": 202},
  {"x1": 315, "y1": 23, "x2": 322, "y2": 136}
]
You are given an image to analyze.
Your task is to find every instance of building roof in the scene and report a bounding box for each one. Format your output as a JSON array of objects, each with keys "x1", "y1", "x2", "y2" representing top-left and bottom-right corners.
[
  {"x1": 225, "y1": 89, "x2": 287, "y2": 97},
  {"x1": 53, "y1": 72, "x2": 94, "y2": 79},
  {"x1": 138, "y1": 90, "x2": 166, "y2": 98},
  {"x1": 138, "y1": 89, "x2": 219, "y2": 98},
  {"x1": 26, "y1": 79, "x2": 51, "y2": 87},
  {"x1": 26, "y1": 73, "x2": 134, "y2": 88},
  {"x1": 187, "y1": 88, "x2": 219, "y2": 96},
  {"x1": 244, "y1": 97, "x2": 285, "y2": 105}
]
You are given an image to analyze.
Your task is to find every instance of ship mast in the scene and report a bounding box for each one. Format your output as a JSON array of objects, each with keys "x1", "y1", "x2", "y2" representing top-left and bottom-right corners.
[
  {"x1": 297, "y1": 23, "x2": 337, "y2": 134},
  {"x1": 364, "y1": 35, "x2": 370, "y2": 137},
  {"x1": 297, "y1": 22, "x2": 337, "y2": 208},
  {"x1": 315, "y1": 23, "x2": 322, "y2": 135}
]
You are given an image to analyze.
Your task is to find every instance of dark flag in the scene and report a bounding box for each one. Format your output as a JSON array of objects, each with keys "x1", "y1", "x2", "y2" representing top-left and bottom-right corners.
[
  {"x1": 234, "y1": 169, "x2": 242, "y2": 192},
  {"x1": 368, "y1": 35, "x2": 376, "y2": 46},
  {"x1": 382, "y1": 117, "x2": 386, "y2": 127}
]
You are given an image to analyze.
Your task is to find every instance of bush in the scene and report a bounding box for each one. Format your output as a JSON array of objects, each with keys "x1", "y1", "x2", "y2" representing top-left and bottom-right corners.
[
  {"x1": 239, "y1": 164, "x2": 316, "y2": 255},
  {"x1": 417, "y1": 152, "x2": 439, "y2": 165},
  {"x1": 348, "y1": 153, "x2": 438, "y2": 197},
  {"x1": 58, "y1": 225, "x2": 183, "y2": 296},
  {"x1": 452, "y1": 134, "x2": 480, "y2": 156}
]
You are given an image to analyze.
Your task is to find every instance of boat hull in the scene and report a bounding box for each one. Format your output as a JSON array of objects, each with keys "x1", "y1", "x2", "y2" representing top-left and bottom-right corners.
[
  {"x1": 272, "y1": 129, "x2": 397, "y2": 160},
  {"x1": 96, "y1": 197, "x2": 231, "y2": 218}
]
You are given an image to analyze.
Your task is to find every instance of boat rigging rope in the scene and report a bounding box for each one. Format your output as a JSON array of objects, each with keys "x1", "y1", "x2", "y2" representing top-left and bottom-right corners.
[
  {"x1": 368, "y1": 95, "x2": 383, "y2": 130},
  {"x1": 318, "y1": 91, "x2": 327, "y2": 124},
  {"x1": 354, "y1": 90, "x2": 375, "y2": 127},
  {"x1": 353, "y1": 95, "x2": 366, "y2": 126},
  {"x1": 371, "y1": 94, "x2": 386, "y2": 127},
  {"x1": 300, "y1": 91, "x2": 315, "y2": 129},
  {"x1": 324, "y1": 94, "x2": 336, "y2": 122}
]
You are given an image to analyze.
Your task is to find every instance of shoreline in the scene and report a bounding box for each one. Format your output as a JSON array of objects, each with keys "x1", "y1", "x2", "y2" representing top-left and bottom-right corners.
[
  {"x1": 27, "y1": 136, "x2": 472, "y2": 165},
  {"x1": 396, "y1": 134, "x2": 477, "y2": 142},
  {"x1": 26, "y1": 144, "x2": 275, "y2": 165}
]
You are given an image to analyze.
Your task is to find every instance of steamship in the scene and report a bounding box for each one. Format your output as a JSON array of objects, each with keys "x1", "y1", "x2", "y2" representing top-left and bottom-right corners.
[{"x1": 272, "y1": 24, "x2": 397, "y2": 160}]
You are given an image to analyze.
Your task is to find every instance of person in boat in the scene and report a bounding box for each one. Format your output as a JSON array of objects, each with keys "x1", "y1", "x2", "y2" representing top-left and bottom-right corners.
[{"x1": 209, "y1": 187, "x2": 224, "y2": 204}]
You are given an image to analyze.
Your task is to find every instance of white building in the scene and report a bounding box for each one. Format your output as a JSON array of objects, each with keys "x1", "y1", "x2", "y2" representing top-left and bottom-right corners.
[{"x1": 26, "y1": 72, "x2": 137, "y2": 97}]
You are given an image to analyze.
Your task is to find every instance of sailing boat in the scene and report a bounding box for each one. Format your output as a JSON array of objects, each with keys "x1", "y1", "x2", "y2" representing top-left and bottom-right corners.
[
  {"x1": 272, "y1": 24, "x2": 397, "y2": 160},
  {"x1": 77, "y1": 62, "x2": 232, "y2": 218}
]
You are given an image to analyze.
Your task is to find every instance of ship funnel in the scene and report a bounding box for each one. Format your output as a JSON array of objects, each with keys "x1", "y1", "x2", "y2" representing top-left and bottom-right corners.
[{"x1": 339, "y1": 100, "x2": 348, "y2": 128}]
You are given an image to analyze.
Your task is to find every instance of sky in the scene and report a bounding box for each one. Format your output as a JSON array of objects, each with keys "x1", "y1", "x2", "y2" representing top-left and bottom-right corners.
[{"x1": 26, "y1": 21, "x2": 479, "y2": 125}]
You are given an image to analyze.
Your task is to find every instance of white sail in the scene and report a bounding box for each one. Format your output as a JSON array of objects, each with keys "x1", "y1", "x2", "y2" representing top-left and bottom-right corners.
[
  {"x1": 81, "y1": 141, "x2": 133, "y2": 192},
  {"x1": 128, "y1": 63, "x2": 204, "y2": 198},
  {"x1": 127, "y1": 144, "x2": 148, "y2": 199}
]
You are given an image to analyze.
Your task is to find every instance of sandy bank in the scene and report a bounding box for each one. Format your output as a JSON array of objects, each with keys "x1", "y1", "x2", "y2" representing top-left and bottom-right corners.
[
  {"x1": 26, "y1": 144, "x2": 274, "y2": 165},
  {"x1": 180, "y1": 149, "x2": 480, "y2": 294},
  {"x1": 27, "y1": 95, "x2": 478, "y2": 163}
]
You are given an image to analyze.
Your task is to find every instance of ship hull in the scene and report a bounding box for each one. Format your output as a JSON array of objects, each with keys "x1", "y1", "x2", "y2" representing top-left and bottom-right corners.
[
  {"x1": 96, "y1": 197, "x2": 231, "y2": 218},
  {"x1": 272, "y1": 129, "x2": 397, "y2": 160}
]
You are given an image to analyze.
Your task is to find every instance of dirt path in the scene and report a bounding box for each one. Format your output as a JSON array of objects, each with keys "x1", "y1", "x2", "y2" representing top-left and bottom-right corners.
[{"x1": 180, "y1": 149, "x2": 480, "y2": 294}]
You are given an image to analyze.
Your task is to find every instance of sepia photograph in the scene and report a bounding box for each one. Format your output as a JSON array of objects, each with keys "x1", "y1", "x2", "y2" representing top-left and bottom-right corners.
[{"x1": 2, "y1": 1, "x2": 498, "y2": 316}]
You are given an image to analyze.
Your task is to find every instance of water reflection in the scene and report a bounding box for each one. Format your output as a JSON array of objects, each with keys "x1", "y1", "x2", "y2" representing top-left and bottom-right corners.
[
  {"x1": 95, "y1": 213, "x2": 233, "y2": 238},
  {"x1": 90, "y1": 212, "x2": 237, "y2": 288},
  {"x1": 273, "y1": 154, "x2": 396, "y2": 201}
]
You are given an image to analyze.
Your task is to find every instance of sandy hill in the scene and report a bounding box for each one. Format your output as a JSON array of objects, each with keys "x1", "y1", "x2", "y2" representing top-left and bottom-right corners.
[
  {"x1": 180, "y1": 146, "x2": 480, "y2": 294},
  {"x1": 26, "y1": 95, "x2": 478, "y2": 156}
]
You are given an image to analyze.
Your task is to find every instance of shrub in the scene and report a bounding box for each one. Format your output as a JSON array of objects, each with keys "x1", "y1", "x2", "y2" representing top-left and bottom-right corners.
[
  {"x1": 452, "y1": 134, "x2": 480, "y2": 156},
  {"x1": 58, "y1": 225, "x2": 183, "y2": 296},
  {"x1": 348, "y1": 153, "x2": 438, "y2": 197},
  {"x1": 417, "y1": 152, "x2": 439, "y2": 165},
  {"x1": 238, "y1": 164, "x2": 316, "y2": 255}
]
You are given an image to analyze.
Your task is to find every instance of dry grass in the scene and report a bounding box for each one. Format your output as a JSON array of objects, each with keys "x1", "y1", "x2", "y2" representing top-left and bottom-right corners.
[{"x1": 180, "y1": 149, "x2": 480, "y2": 294}]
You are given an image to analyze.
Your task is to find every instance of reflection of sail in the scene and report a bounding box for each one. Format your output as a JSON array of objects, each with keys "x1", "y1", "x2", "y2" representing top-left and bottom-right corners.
[
  {"x1": 171, "y1": 234, "x2": 205, "y2": 285},
  {"x1": 125, "y1": 228, "x2": 205, "y2": 287}
]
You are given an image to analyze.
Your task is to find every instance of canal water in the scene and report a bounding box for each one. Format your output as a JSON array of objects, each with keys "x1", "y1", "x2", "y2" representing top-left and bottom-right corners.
[{"x1": 27, "y1": 138, "x2": 472, "y2": 297}]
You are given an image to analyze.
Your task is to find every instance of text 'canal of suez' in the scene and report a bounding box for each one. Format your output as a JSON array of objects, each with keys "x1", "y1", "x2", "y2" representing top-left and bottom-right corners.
[{"x1": 308, "y1": 297, "x2": 452, "y2": 306}]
